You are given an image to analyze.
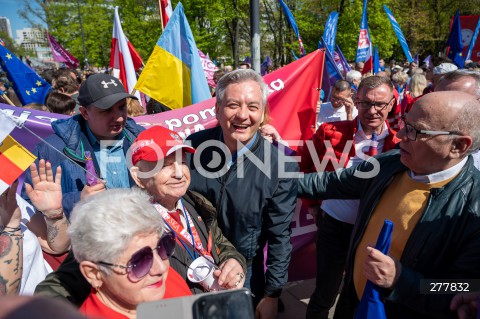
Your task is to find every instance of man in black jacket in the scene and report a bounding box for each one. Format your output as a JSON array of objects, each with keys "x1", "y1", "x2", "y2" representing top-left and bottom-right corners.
[
  {"x1": 187, "y1": 69, "x2": 298, "y2": 319},
  {"x1": 298, "y1": 91, "x2": 480, "y2": 319}
]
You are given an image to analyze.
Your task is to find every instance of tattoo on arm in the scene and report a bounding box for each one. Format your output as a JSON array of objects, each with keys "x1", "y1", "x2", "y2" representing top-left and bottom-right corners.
[
  {"x1": 47, "y1": 225, "x2": 59, "y2": 244},
  {"x1": 13, "y1": 237, "x2": 21, "y2": 275},
  {"x1": 0, "y1": 236, "x2": 12, "y2": 258},
  {"x1": 0, "y1": 275, "x2": 7, "y2": 295}
]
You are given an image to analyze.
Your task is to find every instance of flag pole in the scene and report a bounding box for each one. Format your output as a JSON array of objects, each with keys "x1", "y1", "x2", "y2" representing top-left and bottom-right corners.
[
  {"x1": 1, "y1": 93, "x2": 15, "y2": 107},
  {"x1": 158, "y1": 1, "x2": 165, "y2": 32}
]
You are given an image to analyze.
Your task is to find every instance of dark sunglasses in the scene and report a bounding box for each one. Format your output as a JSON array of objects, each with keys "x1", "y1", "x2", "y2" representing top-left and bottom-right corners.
[{"x1": 97, "y1": 232, "x2": 176, "y2": 281}]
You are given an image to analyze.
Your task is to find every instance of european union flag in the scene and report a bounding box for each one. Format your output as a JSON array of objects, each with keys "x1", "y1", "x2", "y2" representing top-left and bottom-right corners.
[
  {"x1": 447, "y1": 11, "x2": 464, "y2": 69},
  {"x1": 0, "y1": 45, "x2": 51, "y2": 106}
]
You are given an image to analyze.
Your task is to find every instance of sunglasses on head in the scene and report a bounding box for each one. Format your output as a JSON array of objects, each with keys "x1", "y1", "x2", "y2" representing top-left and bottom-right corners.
[{"x1": 97, "y1": 232, "x2": 176, "y2": 281}]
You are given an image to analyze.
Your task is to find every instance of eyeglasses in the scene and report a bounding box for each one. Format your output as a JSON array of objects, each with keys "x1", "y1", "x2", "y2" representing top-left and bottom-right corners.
[
  {"x1": 97, "y1": 232, "x2": 176, "y2": 281},
  {"x1": 356, "y1": 98, "x2": 394, "y2": 111},
  {"x1": 399, "y1": 116, "x2": 462, "y2": 141}
]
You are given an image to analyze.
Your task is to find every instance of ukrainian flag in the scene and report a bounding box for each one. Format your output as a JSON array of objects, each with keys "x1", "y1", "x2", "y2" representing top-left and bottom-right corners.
[{"x1": 135, "y1": 3, "x2": 211, "y2": 109}]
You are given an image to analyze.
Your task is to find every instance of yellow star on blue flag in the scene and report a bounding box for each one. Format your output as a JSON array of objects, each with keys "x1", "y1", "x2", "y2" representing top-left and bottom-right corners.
[{"x1": 0, "y1": 44, "x2": 51, "y2": 105}]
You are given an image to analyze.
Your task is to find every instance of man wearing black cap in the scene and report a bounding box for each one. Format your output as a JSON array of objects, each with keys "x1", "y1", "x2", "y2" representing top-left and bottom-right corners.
[{"x1": 22, "y1": 74, "x2": 144, "y2": 219}]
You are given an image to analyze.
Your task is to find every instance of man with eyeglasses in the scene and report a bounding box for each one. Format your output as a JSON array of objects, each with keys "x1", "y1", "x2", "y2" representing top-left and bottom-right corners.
[
  {"x1": 317, "y1": 80, "x2": 358, "y2": 126},
  {"x1": 298, "y1": 91, "x2": 480, "y2": 318},
  {"x1": 299, "y1": 76, "x2": 400, "y2": 319}
]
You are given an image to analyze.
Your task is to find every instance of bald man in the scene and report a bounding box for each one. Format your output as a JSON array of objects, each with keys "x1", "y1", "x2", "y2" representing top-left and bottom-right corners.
[
  {"x1": 435, "y1": 69, "x2": 480, "y2": 98},
  {"x1": 298, "y1": 91, "x2": 480, "y2": 318},
  {"x1": 435, "y1": 70, "x2": 480, "y2": 170}
]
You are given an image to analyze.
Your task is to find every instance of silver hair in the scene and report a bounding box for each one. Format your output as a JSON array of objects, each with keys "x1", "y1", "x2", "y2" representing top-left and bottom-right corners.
[
  {"x1": 346, "y1": 70, "x2": 362, "y2": 82},
  {"x1": 437, "y1": 70, "x2": 480, "y2": 98},
  {"x1": 450, "y1": 98, "x2": 480, "y2": 154},
  {"x1": 215, "y1": 69, "x2": 269, "y2": 107},
  {"x1": 68, "y1": 188, "x2": 165, "y2": 274}
]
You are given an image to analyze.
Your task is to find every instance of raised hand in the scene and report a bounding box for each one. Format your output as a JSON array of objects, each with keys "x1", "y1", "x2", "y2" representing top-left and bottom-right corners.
[{"x1": 25, "y1": 159, "x2": 62, "y2": 216}]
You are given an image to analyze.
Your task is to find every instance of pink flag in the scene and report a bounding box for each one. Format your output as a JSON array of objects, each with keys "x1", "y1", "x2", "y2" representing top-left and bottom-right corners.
[
  {"x1": 46, "y1": 32, "x2": 79, "y2": 69},
  {"x1": 198, "y1": 49, "x2": 218, "y2": 87},
  {"x1": 160, "y1": 0, "x2": 173, "y2": 28},
  {"x1": 110, "y1": 6, "x2": 143, "y2": 100}
]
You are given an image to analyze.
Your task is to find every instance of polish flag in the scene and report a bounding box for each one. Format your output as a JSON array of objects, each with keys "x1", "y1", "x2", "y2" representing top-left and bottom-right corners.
[
  {"x1": 362, "y1": 43, "x2": 373, "y2": 75},
  {"x1": 110, "y1": 6, "x2": 143, "y2": 100},
  {"x1": 160, "y1": 0, "x2": 173, "y2": 29}
]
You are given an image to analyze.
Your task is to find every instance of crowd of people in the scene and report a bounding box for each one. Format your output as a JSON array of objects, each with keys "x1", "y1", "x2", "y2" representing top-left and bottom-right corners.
[{"x1": 0, "y1": 53, "x2": 480, "y2": 319}]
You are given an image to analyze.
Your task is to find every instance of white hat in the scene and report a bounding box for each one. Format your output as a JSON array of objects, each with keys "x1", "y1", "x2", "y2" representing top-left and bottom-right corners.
[{"x1": 433, "y1": 63, "x2": 458, "y2": 75}]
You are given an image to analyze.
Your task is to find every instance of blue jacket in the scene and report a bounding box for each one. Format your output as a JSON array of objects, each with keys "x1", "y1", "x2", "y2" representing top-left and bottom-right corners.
[{"x1": 22, "y1": 115, "x2": 144, "y2": 217}]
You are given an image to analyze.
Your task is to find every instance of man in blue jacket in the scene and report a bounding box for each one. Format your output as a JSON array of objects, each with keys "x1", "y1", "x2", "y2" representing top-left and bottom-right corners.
[{"x1": 23, "y1": 74, "x2": 144, "y2": 218}]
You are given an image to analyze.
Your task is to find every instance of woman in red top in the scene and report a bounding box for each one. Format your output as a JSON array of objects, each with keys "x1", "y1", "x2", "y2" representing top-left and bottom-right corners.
[{"x1": 68, "y1": 189, "x2": 191, "y2": 319}]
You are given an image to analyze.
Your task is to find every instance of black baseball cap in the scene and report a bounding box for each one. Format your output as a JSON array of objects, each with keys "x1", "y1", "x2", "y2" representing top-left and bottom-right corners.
[{"x1": 78, "y1": 74, "x2": 137, "y2": 109}]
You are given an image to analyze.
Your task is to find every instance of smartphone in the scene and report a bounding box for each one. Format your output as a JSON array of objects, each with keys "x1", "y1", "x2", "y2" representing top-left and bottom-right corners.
[
  {"x1": 137, "y1": 289, "x2": 254, "y2": 319},
  {"x1": 192, "y1": 289, "x2": 254, "y2": 319}
]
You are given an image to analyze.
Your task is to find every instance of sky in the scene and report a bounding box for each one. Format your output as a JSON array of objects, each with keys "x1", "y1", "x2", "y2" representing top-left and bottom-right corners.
[{"x1": 0, "y1": 0, "x2": 45, "y2": 39}]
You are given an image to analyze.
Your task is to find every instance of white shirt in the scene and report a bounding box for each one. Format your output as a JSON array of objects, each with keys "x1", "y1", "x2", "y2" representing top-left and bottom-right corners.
[
  {"x1": 472, "y1": 150, "x2": 480, "y2": 171},
  {"x1": 317, "y1": 102, "x2": 358, "y2": 126},
  {"x1": 16, "y1": 194, "x2": 53, "y2": 295},
  {"x1": 408, "y1": 157, "x2": 468, "y2": 183},
  {"x1": 321, "y1": 121, "x2": 389, "y2": 224}
]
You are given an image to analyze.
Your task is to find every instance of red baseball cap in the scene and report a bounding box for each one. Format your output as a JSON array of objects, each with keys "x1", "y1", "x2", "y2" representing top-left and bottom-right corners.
[{"x1": 131, "y1": 126, "x2": 195, "y2": 166}]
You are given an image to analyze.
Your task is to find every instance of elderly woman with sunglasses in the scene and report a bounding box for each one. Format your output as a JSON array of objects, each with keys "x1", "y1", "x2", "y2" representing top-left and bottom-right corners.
[
  {"x1": 69, "y1": 188, "x2": 191, "y2": 318},
  {"x1": 35, "y1": 126, "x2": 246, "y2": 304}
]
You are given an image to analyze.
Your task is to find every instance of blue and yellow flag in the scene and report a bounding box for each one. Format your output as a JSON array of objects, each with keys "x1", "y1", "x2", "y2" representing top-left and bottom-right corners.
[
  {"x1": 135, "y1": 2, "x2": 210, "y2": 110},
  {"x1": 0, "y1": 45, "x2": 51, "y2": 106}
]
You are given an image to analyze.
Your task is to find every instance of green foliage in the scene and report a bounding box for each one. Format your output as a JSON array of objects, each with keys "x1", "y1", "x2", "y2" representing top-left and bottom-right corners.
[
  {"x1": 0, "y1": 31, "x2": 25, "y2": 57},
  {"x1": 16, "y1": 0, "x2": 480, "y2": 68}
]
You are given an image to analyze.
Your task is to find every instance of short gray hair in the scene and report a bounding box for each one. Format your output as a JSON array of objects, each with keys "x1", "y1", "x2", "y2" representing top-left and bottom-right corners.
[
  {"x1": 68, "y1": 189, "x2": 165, "y2": 273},
  {"x1": 437, "y1": 70, "x2": 480, "y2": 98},
  {"x1": 346, "y1": 70, "x2": 362, "y2": 82},
  {"x1": 450, "y1": 98, "x2": 480, "y2": 154},
  {"x1": 216, "y1": 69, "x2": 269, "y2": 107},
  {"x1": 357, "y1": 75, "x2": 394, "y2": 94}
]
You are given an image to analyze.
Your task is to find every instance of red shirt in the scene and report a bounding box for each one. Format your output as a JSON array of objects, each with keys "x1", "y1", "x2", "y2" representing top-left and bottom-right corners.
[{"x1": 80, "y1": 267, "x2": 191, "y2": 318}]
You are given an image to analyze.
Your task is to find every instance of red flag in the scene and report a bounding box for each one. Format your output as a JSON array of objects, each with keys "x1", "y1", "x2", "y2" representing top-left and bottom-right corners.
[
  {"x1": 110, "y1": 6, "x2": 143, "y2": 97},
  {"x1": 362, "y1": 45, "x2": 373, "y2": 74},
  {"x1": 160, "y1": 0, "x2": 173, "y2": 29}
]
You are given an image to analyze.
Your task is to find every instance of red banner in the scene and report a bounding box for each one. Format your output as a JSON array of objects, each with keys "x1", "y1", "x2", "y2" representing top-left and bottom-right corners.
[{"x1": 0, "y1": 49, "x2": 325, "y2": 280}]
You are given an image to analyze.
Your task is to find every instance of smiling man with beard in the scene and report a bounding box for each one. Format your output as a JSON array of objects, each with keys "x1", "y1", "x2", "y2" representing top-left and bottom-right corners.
[{"x1": 187, "y1": 69, "x2": 298, "y2": 319}]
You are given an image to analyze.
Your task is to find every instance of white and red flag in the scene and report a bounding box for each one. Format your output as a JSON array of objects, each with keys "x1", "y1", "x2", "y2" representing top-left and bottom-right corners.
[
  {"x1": 110, "y1": 6, "x2": 143, "y2": 100},
  {"x1": 160, "y1": 0, "x2": 173, "y2": 29}
]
